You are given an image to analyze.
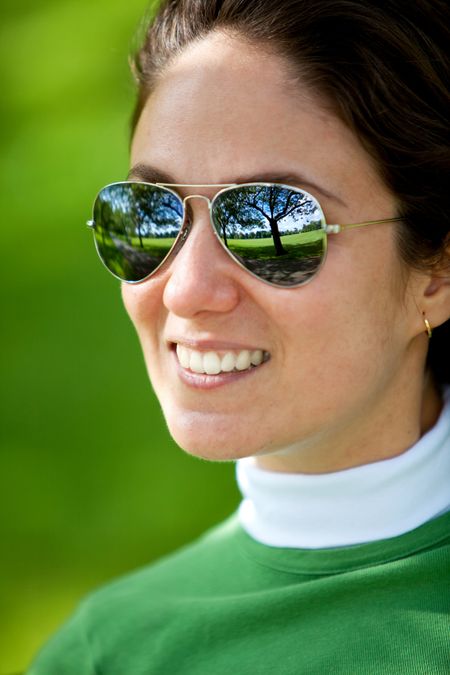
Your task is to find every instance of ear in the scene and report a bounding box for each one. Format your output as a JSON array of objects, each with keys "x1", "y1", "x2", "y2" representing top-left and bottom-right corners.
[{"x1": 417, "y1": 269, "x2": 450, "y2": 334}]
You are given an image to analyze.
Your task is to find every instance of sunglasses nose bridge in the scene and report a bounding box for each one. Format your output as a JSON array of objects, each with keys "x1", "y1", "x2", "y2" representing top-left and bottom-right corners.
[
  {"x1": 182, "y1": 194, "x2": 212, "y2": 208},
  {"x1": 181, "y1": 194, "x2": 214, "y2": 234}
]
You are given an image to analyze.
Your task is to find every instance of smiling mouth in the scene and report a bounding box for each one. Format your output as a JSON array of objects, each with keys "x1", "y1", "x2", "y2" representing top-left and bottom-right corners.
[{"x1": 175, "y1": 344, "x2": 270, "y2": 375}]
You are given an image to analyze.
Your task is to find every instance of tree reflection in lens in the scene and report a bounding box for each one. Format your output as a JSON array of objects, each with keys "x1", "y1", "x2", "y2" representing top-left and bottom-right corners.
[
  {"x1": 93, "y1": 183, "x2": 183, "y2": 282},
  {"x1": 212, "y1": 185, "x2": 326, "y2": 286}
]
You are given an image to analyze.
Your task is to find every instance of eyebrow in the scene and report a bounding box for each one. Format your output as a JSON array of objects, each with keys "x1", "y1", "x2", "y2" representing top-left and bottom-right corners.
[{"x1": 127, "y1": 162, "x2": 346, "y2": 205}]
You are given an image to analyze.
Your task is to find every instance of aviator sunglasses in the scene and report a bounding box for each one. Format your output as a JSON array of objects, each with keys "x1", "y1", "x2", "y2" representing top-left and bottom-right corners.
[{"x1": 87, "y1": 181, "x2": 401, "y2": 288}]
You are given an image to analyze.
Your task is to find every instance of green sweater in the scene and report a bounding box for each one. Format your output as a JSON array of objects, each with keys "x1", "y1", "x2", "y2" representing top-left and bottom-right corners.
[{"x1": 28, "y1": 511, "x2": 450, "y2": 674}]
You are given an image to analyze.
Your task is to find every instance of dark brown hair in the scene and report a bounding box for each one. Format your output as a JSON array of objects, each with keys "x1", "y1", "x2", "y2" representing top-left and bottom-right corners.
[{"x1": 131, "y1": 0, "x2": 450, "y2": 383}]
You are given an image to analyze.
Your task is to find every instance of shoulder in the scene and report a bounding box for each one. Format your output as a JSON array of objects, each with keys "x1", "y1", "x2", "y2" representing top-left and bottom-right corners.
[
  {"x1": 74, "y1": 512, "x2": 247, "y2": 636},
  {"x1": 27, "y1": 514, "x2": 244, "y2": 673}
]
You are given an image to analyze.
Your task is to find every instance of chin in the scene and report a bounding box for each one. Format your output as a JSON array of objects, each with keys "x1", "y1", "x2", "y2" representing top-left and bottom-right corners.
[{"x1": 164, "y1": 409, "x2": 261, "y2": 462}]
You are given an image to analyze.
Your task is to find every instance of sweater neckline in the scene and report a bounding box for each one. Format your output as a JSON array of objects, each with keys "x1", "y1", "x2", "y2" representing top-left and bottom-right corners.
[
  {"x1": 236, "y1": 387, "x2": 450, "y2": 549},
  {"x1": 232, "y1": 509, "x2": 450, "y2": 575}
]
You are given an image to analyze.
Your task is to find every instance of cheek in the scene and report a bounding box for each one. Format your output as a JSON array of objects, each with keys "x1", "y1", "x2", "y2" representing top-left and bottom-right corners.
[
  {"x1": 122, "y1": 280, "x2": 162, "y2": 324},
  {"x1": 121, "y1": 280, "x2": 167, "y2": 354},
  {"x1": 278, "y1": 237, "x2": 405, "y2": 388},
  {"x1": 121, "y1": 282, "x2": 172, "y2": 400}
]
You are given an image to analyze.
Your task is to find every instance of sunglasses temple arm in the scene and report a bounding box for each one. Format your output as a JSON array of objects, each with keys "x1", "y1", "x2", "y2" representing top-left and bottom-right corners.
[{"x1": 326, "y1": 216, "x2": 402, "y2": 234}]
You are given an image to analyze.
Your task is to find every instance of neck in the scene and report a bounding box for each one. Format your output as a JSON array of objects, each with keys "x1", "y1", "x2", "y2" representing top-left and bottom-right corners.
[
  {"x1": 420, "y1": 371, "x2": 442, "y2": 433},
  {"x1": 236, "y1": 385, "x2": 450, "y2": 548},
  {"x1": 255, "y1": 370, "x2": 443, "y2": 475}
]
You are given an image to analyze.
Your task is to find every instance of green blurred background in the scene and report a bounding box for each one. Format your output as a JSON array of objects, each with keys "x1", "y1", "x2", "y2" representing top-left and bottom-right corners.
[{"x1": 0, "y1": 1, "x2": 240, "y2": 671}]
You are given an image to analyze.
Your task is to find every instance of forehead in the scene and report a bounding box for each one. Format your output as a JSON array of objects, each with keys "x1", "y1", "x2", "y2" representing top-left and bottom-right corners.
[
  {"x1": 134, "y1": 31, "x2": 302, "y2": 134},
  {"x1": 133, "y1": 33, "x2": 337, "y2": 156},
  {"x1": 130, "y1": 31, "x2": 386, "y2": 212}
]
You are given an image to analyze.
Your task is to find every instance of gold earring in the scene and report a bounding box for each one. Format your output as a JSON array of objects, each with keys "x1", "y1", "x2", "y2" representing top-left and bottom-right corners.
[{"x1": 423, "y1": 313, "x2": 433, "y2": 339}]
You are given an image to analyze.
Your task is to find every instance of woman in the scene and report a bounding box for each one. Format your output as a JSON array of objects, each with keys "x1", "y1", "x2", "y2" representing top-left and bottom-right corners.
[{"x1": 28, "y1": 0, "x2": 450, "y2": 672}]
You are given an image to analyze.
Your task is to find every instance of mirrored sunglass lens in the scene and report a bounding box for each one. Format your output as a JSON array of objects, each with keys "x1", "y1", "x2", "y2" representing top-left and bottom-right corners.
[
  {"x1": 93, "y1": 183, "x2": 183, "y2": 282},
  {"x1": 212, "y1": 185, "x2": 326, "y2": 286}
]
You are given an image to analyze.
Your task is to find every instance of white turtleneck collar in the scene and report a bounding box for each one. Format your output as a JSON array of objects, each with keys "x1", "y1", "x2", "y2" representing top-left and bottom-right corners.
[{"x1": 236, "y1": 387, "x2": 450, "y2": 549}]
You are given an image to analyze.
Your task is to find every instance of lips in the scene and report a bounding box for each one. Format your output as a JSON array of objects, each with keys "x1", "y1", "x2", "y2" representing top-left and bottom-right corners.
[{"x1": 175, "y1": 344, "x2": 269, "y2": 375}]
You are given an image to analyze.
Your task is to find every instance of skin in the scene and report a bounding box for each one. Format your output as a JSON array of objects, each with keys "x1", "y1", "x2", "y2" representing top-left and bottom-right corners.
[{"x1": 123, "y1": 31, "x2": 450, "y2": 474}]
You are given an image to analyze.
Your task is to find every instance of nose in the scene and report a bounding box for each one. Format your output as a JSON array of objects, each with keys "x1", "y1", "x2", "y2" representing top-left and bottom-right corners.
[{"x1": 162, "y1": 198, "x2": 241, "y2": 318}]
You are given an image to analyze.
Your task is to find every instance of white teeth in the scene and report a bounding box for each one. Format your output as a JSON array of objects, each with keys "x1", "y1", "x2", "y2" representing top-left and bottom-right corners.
[
  {"x1": 189, "y1": 351, "x2": 204, "y2": 373},
  {"x1": 177, "y1": 345, "x2": 190, "y2": 369},
  {"x1": 235, "y1": 350, "x2": 251, "y2": 371},
  {"x1": 221, "y1": 352, "x2": 236, "y2": 372},
  {"x1": 250, "y1": 349, "x2": 263, "y2": 366},
  {"x1": 175, "y1": 345, "x2": 267, "y2": 375},
  {"x1": 203, "y1": 352, "x2": 222, "y2": 375}
]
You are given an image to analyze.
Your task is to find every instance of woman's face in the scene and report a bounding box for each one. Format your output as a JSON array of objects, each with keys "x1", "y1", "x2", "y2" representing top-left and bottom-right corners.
[{"x1": 124, "y1": 32, "x2": 427, "y2": 472}]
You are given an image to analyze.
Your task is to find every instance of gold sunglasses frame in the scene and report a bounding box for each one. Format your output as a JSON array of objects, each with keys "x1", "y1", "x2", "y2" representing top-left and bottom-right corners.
[{"x1": 87, "y1": 181, "x2": 402, "y2": 287}]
